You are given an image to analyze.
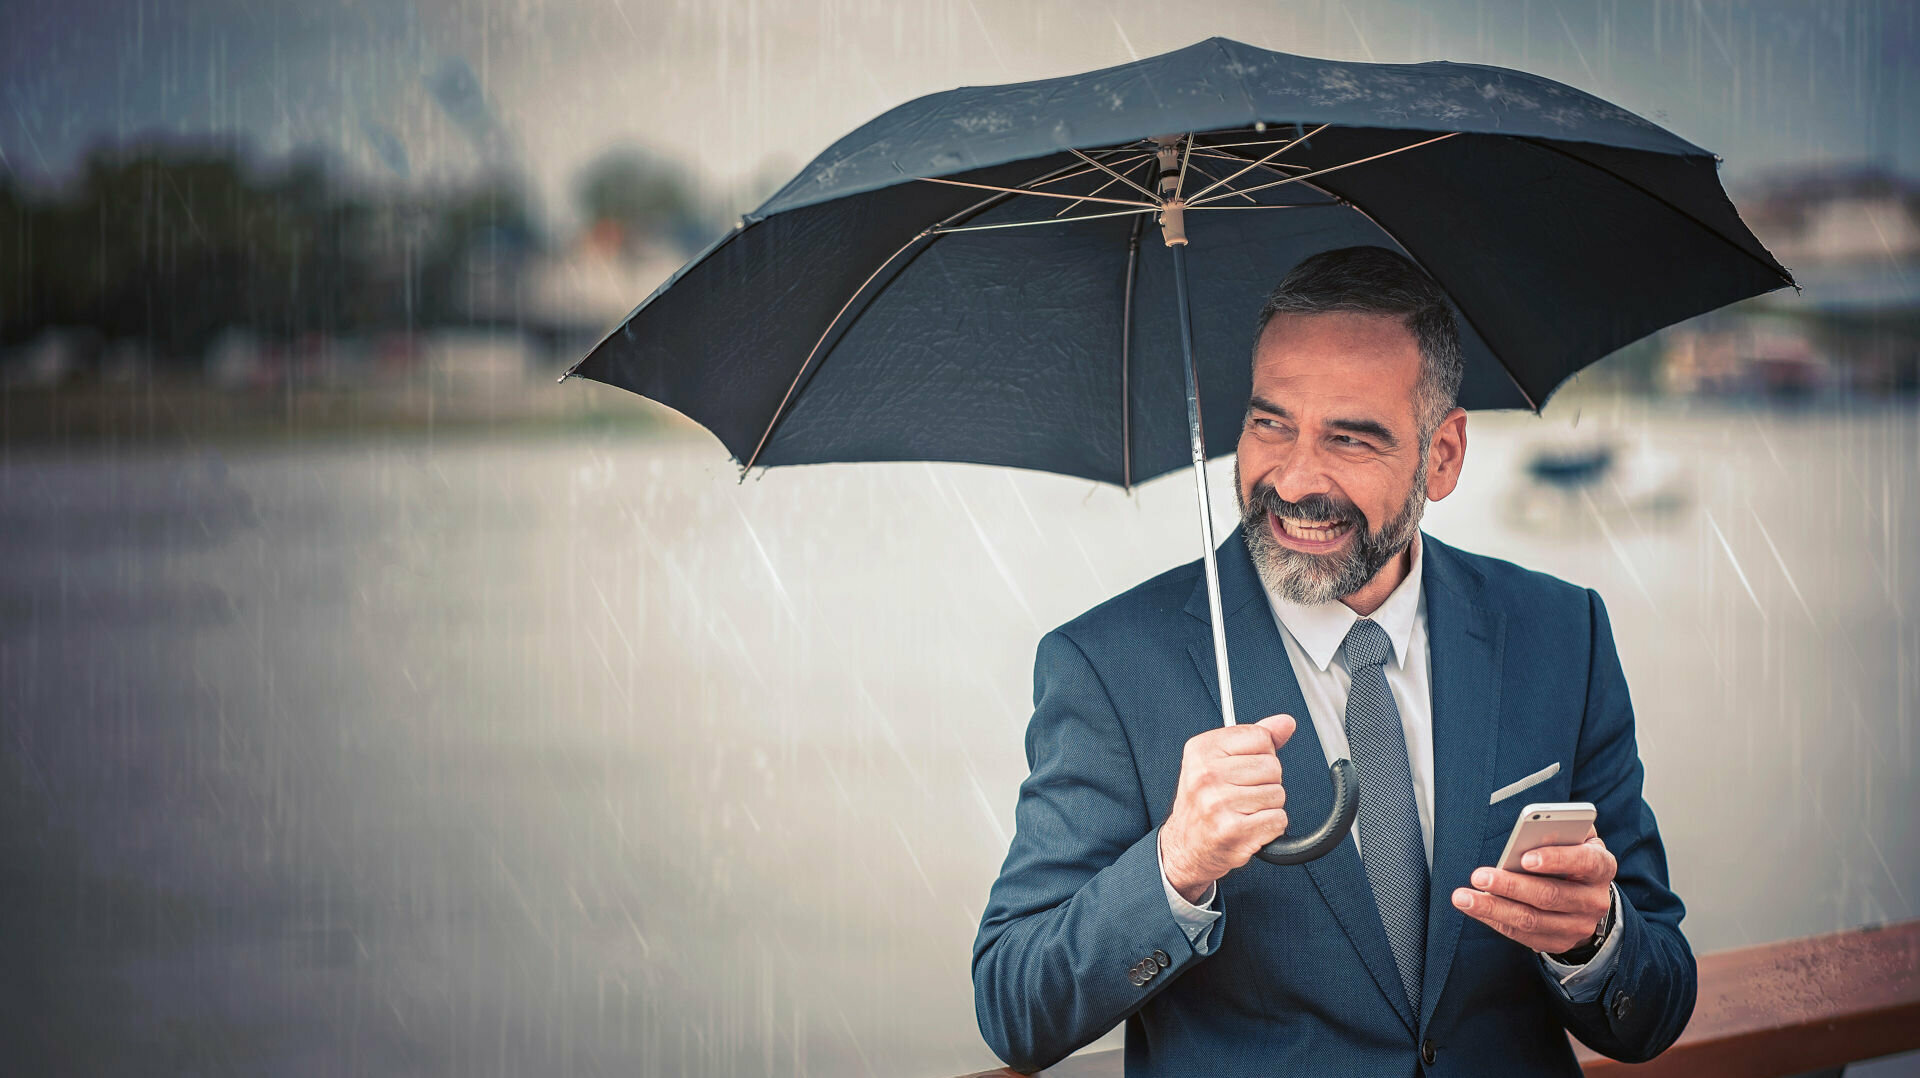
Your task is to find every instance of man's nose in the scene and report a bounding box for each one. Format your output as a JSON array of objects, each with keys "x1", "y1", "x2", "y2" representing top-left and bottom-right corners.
[{"x1": 1264, "y1": 442, "x2": 1335, "y2": 505}]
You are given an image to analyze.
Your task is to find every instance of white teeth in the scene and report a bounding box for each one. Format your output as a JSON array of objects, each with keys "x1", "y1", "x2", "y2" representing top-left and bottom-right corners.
[{"x1": 1278, "y1": 517, "x2": 1349, "y2": 541}]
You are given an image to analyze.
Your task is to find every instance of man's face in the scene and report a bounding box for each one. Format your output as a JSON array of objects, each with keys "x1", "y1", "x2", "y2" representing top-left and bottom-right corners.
[{"x1": 1235, "y1": 310, "x2": 1463, "y2": 605}]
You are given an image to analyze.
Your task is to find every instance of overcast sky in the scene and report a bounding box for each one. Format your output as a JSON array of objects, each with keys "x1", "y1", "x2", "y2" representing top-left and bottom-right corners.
[{"x1": 3, "y1": 0, "x2": 1914, "y2": 234}]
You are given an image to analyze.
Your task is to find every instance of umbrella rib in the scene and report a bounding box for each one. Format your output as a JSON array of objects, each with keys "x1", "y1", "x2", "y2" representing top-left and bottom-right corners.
[
  {"x1": 1179, "y1": 159, "x2": 1261, "y2": 204},
  {"x1": 1051, "y1": 156, "x2": 1151, "y2": 217},
  {"x1": 929, "y1": 206, "x2": 1158, "y2": 233},
  {"x1": 1068, "y1": 147, "x2": 1165, "y2": 203},
  {"x1": 1184, "y1": 203, "x2": 1330, "y2": 211},
  {"x1": 1027, "y1": 151, "x2": 1156, "y2": 190},
  {"x1": 1173, "y1": 132, "x2": 1193, "y2": 203},
  {"x1": 1192, "y1": 135, "x2": 1309, "y2": 149},
  {"x1": 915, "y1": 175, "x2": 1156, "y2": 209},
  {"x1": 1188, "y1": 148, "x2": 1311, "y2": 173},
  {"x1": 1189, "y1": 131, "x2": 1459, "y2": 206},
  {"x1": 1512, "y1": 135, "x2": 1796, "y2": 289},
  {"x1": 1184, "y1": 122, "x2": 1329, "y2": 203},
  {"x1": 1181, "y1": 156, "x2": 1323, "y2": 206},
  {"x1": 745, "y1": 149, "x2": 1149, "y2": 473},
  {"x1": 1056, "y1": 153, "x2": 1166, "y2": 217},
  {"x1": 1331, "y1": 190, "x2": 1542, "y2": 412},
  {"x1": 741, "y1": 226, "x2": 937, "y2": 471}
]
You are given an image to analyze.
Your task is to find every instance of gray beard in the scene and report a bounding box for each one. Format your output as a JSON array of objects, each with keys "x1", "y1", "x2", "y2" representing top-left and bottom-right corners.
[{"x1": 1236, "y1": 458, "x2": 1428, "y2": 606}]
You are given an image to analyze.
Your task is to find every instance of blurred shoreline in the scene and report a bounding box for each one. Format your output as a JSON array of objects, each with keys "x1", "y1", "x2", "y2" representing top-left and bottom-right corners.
[
  {"x1": 0, "y1": 376, "x2": 687, "y2": 450},
  {"x1": 5, "y1": 373, "x2": 1914, "y2": 453}
]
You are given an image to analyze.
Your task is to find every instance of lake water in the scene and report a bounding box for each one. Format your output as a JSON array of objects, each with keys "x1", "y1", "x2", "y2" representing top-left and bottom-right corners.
[{"x1": 2, "y1": 398, "x2": 1915, "y2": 1076}]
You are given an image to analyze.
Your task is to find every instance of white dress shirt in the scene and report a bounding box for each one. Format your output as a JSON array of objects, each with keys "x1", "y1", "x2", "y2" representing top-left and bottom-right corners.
[{"x1": 1157, "y1": 533, "x2": 1621, "y2": 998}]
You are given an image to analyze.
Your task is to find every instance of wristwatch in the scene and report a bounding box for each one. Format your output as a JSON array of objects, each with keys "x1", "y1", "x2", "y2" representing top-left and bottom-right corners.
[{"x1": 1548, "y1": 886, "x2": 1615, "y2": 964}]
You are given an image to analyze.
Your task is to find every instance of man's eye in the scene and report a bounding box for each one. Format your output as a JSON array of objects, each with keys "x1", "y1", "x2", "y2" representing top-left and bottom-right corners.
[{"x1": 1332, "y1": 434, "x2": 1366, "y2": 447}]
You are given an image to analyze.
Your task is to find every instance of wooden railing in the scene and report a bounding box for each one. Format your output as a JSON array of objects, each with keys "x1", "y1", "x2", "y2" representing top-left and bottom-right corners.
[{"x1": 957, "y1": 918, "x2": 1920, "y2": 1078}]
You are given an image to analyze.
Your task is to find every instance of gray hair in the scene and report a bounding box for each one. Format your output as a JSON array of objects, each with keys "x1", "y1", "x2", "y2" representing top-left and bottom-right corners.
[{"x1": 1250, "y1": 246, "x2": 1465, "y2": 448}]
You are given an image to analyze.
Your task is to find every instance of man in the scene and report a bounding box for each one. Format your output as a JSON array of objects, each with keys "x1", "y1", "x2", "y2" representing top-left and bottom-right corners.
[{"x1": 971, "y1": 246, "x2": 1694, "y2": 1076}]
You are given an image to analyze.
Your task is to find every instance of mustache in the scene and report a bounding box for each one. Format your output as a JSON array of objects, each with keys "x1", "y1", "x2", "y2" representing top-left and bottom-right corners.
[{"x1": 1246, "y1": 484, "x2": 1364, "y2": 527}]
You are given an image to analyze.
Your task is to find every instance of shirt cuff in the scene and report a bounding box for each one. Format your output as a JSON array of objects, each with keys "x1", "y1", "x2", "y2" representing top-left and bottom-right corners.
[
  {"x1": 1537, "y1": 882, "x2": 1623, "y2": 1003},
  {"x1": 1157, "y1": 831, "x2": 1223, "y2": 954}
]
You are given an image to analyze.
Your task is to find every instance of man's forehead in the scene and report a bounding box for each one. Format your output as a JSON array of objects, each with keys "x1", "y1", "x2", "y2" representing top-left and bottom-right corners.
[
  {"x1": 1251, "y1": 312, "x2": 1421, "y2": 408},
  {"x1": 1254, "y1": 310, "x2": 1421, "y2": 364}
]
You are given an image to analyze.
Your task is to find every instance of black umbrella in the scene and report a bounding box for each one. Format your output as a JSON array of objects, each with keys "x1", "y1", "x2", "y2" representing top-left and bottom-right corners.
[{"x1": 561, "y1": 37, "x2": 1792, "y2": 865}]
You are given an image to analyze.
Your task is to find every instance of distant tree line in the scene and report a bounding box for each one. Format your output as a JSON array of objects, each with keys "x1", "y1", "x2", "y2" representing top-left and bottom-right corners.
[{"x1": 0, "y1": 137, "x2": 732, "y2": 366}]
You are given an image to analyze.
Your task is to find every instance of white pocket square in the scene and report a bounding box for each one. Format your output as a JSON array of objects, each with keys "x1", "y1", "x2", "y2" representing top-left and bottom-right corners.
[{"x1": 1489, "y1": 761, "x2": 1561, "y2": 805}]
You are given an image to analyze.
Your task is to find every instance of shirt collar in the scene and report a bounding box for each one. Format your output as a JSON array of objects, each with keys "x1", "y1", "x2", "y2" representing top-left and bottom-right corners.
[{"x1": 1263, "y1": 531, "x2": 1424, "y2": 673}]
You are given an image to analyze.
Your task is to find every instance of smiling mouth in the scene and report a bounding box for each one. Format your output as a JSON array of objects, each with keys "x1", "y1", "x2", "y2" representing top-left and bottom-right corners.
[{"x1": 1268, "y1": 509, "x2": 1355, "y2": 551}]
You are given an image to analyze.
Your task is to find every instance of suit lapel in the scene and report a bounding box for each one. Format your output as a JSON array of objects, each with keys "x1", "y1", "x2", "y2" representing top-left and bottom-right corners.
[
  {"x1": 1416, "y1": 535, "x2": 1508, "y2": 1035},
  {"x1": 1184, "y1": 527, "x2": 1418, "y2": 1036}
]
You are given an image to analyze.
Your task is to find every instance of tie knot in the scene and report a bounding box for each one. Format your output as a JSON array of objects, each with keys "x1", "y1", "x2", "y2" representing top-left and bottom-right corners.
[{"x1": 1344, "y1": 618, "x2": 1392, "y2": 669}]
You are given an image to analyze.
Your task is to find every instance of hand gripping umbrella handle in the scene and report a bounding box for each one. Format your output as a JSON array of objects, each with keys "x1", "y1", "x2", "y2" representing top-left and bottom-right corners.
[
  {"x1": 1162, "y1": 232, "x2": 1360, "y2": 869},
  {"x1": 1254, "y1": 757, "x2": 1360, "y2": 866}
]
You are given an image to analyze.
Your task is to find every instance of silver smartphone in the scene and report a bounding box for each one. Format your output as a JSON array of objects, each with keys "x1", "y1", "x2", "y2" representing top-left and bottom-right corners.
[{"x1": 1494, "y1": 802, "x2": 1597, "y2": 873}]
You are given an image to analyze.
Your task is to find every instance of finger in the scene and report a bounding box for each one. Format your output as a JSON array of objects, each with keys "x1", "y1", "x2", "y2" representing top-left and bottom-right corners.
[
  {"x1": 1451, "y1": 888, "x2": 1600, "y2": 948},
  {"x1": 1468, "y1": 867, "x2": 1608, "y2": 917},
  {"x1": 1189, "y1": 725, "x2": 1266, "y2": 760},
  {"x1": 1212, "y1": 753, "x2": 1285, "y2": 787},
  {"x1": 1202, "y1": 783, "x2": 1288, "y2": 816},
  {"x1": 1517, "y1": 840, "x2": 1616, "y2": 884},
  {"x1": 1206, "y1": 724, "x2": 1286, "y2": 758},
  {"x1": 1254, "y1": 713, "x2": 1296, "y2": 752},
  {"x1": 1243, "y1": 806, "x2": 1289, "y2": 840}
]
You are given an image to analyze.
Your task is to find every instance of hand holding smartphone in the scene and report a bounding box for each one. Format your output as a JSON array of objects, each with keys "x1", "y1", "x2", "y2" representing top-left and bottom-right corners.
[{"x1": 1455, "y1": 801, "x2": 1614, "y2": 956}]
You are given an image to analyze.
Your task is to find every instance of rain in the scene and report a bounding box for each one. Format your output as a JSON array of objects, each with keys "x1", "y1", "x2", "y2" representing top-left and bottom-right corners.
[{"x1": 1, "y1": 1, "x2": 1916, "y2": 1075}]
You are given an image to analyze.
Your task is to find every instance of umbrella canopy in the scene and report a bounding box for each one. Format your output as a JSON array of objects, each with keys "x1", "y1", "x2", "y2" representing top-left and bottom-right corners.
[{"x1": 563, "y1": 36, "x2": 1793, "y2": 489}]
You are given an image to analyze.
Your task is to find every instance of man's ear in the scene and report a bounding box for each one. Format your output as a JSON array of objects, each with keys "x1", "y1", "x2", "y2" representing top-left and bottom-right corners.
[{"x1": 1424, "y1": 407, "x2": 1468, "y2": 502}]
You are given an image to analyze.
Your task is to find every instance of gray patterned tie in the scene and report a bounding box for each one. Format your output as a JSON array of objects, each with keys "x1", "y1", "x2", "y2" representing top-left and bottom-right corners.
[{"x1": 1342, "y1": 617, "x2": 1427, "y2": 1016}]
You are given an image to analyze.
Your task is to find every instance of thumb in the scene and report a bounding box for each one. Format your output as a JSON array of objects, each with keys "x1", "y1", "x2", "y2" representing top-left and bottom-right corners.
[{"x1": 1255, "y1": 713, "x2": 1297, "y2": 752}]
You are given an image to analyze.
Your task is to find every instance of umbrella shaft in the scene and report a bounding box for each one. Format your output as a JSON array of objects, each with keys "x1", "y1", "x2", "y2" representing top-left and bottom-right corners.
[{"x1": 1169, "y1": 242, "x2": 1238, "y2": 728}]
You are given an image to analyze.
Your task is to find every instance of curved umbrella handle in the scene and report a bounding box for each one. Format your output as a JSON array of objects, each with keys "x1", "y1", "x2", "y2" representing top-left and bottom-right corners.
[{"x1": 1254, "y1": 758, "x2": 1359, "y2": 866}]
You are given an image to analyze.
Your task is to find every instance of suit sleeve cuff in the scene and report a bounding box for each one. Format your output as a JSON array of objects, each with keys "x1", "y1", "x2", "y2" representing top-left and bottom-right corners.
[
  {"x1": 1157, "y1": 831, "x2": 1223, "y2": 955},
  {"x1": 1537, "y1": 882, "x2": 1624, "y2": 1003}
]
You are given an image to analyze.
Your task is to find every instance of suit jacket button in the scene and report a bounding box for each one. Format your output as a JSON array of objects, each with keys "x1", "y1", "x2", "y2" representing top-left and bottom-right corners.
[
  {"x1": 1128, "y1": 967, "x2": 1145, "y2": 987},
  {"x1": 1420, "y1": 1039, "x2": 1436, "y2": 1065},
  {"x1": 1151, "y1": 949, "x2": 1171, "y2": 969},
  {"x1": 1611, "y1": 993, "x2": 1633, "y2": 1019}
]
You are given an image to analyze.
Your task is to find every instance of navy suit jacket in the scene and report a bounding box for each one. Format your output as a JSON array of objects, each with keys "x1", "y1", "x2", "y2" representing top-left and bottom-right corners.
[{"x1": 972, "y1": 527, "x2": 1695, "y2": 1076}]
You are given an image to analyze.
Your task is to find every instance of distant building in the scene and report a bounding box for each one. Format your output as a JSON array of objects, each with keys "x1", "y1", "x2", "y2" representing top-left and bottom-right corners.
[
  {"x1": 1740, "y1": 166, "x2": 1920, "y2": 270},
  {"x1": 521, "y1": 221, "x2": 685, "y2": 344},
  {"x1": 463, "y1": 218, "x2": 686, "y2": 375},
  {"x1": 1661, "y1": 320, "x2": 1834, "y2": 397},
  {"x1": 1658, "y1": 165, "x2": 1920, "y2": 396}
]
